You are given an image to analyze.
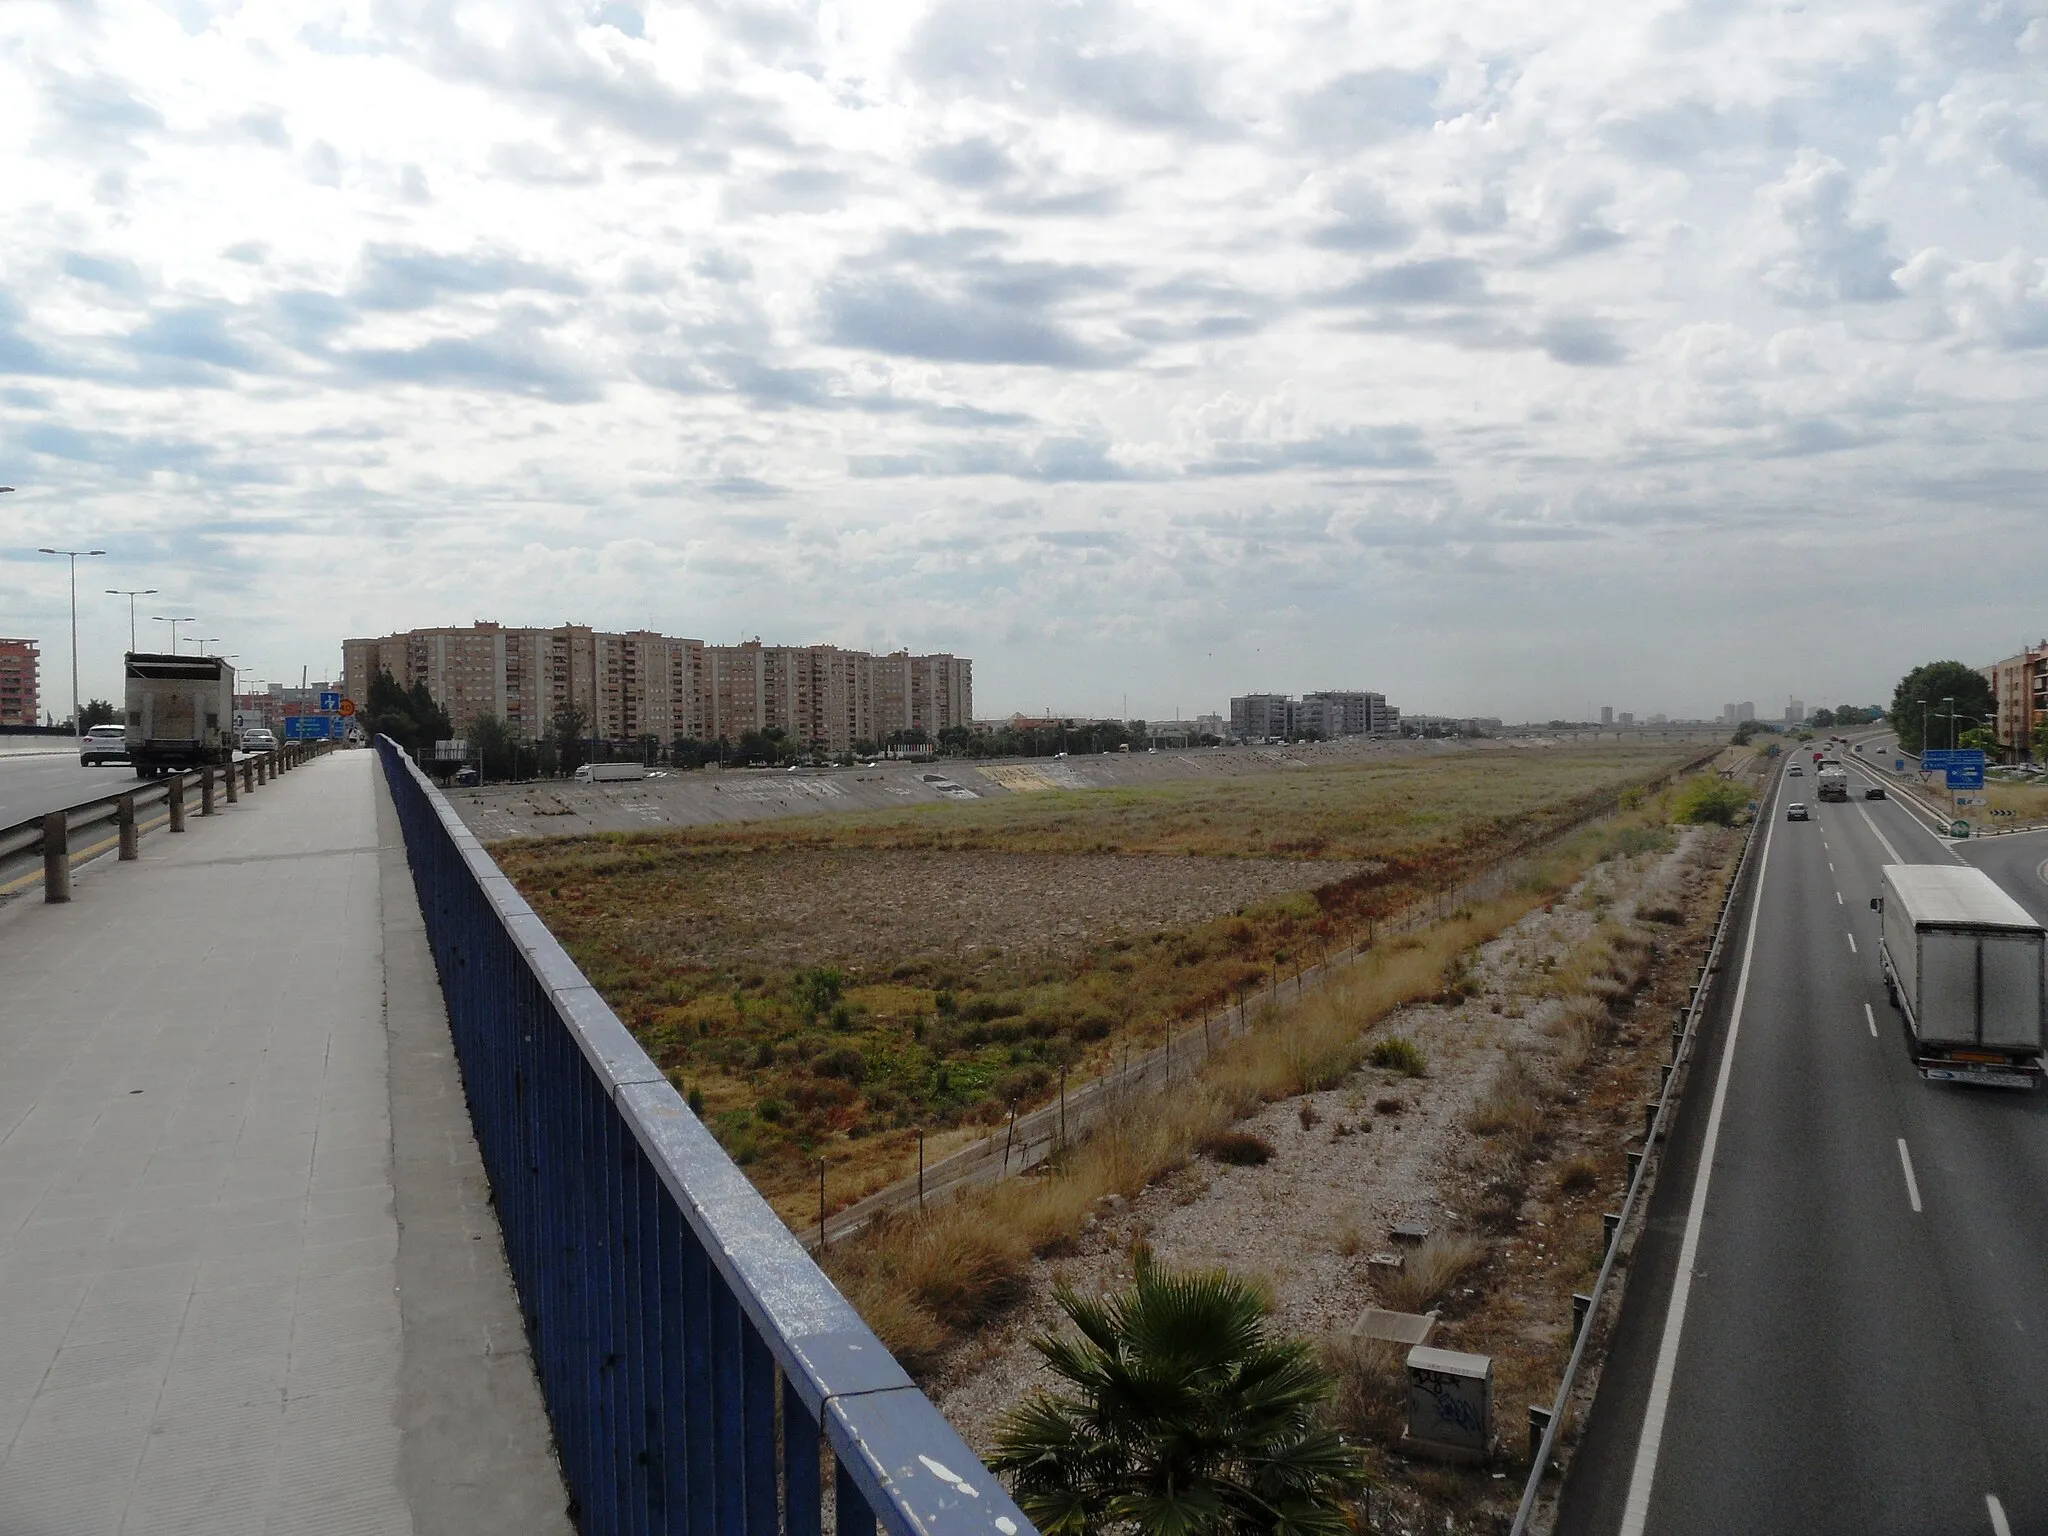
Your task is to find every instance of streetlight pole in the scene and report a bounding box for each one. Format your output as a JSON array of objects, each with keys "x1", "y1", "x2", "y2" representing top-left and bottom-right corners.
[
  {"x1": 106, "y1": 588, "x2": 158, "y2": 652},
  {"x1": 151, "y1": 616, "x2": 197, "y2": 654},
  {"x1": 37, "y1": 545, "x2": 106, "y2": 740},
  {"x1": 1945, "y1": 695, "x2": 1957, "y2": 753}
]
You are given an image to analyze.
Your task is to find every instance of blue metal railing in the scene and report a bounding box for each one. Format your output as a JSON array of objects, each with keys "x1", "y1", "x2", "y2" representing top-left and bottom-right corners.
[{"x1": 377, "y1": 738, "x2": 1034, "y2": 1536}]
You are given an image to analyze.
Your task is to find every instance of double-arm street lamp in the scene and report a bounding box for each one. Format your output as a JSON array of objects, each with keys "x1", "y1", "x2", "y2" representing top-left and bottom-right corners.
[
  {"x1": 106, "y1": 588, "x2": 158, "y2": 652},
  {"x1": 37, "y1": 544, "x2": 106, "y2": 741},
  {"x1": 151, "y1": 615, "x2": 197, "y2": 653}
]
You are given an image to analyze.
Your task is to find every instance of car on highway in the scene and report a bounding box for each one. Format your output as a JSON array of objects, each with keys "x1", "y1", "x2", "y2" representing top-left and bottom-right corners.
[
  {"x1": 240, "y1": 727, "x2": 277, "y2": 754},
  {"x1": 1786, "y1": 802, "x2": 1809, "y2": 821},
  {"x1": 1788, "y1": 765, "x2": 1803, "y2": 776},
  {"x1": 1864, "y1": 785, "x2": 1887, "y2": 799},
  {"x1": 80, "y1": 724, "x2": 129, "y2": 766}
]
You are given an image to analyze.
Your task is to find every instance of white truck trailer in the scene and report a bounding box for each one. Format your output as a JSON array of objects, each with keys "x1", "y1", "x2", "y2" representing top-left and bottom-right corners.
[
  {"x1": 1876, "y1": 864, "x2": 2047, "y2": 1088},
  {"x1": 124, "y1": 653, "x2": 236, "y2": 778},
  {"x1": 573, "y1": 762, "x2": 645, "y2": 783}
]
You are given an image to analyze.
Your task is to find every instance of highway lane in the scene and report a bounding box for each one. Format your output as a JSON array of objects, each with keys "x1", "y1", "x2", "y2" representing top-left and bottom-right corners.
[
  {"x1": 1560, "y1": 755, "x2": 2048, "y2": 1535},
  {"x1": 0, "y1": 748, "x2": 143, "y2": 827}
]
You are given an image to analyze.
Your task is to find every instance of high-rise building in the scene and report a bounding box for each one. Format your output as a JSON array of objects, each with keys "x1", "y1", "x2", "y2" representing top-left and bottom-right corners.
[
  {"x1": 0, "y1": 638, "x2": 41, "y2": 727},
  {"x1": 1737, "y1": 701, "x2": 1756, "y2": 723},
  {"x1": 343, "y1": 623, "x2": 970, "y2": 755},
  {"x1": 1618, "y1": 711, "x2": 1635, "y2": 727},
  {"x1": 1600, "y1": 705, "x2": 1614, "y2": 726},
  {"x1": 1785, "y1": 699, "x2": 1805, "y2": 724}
]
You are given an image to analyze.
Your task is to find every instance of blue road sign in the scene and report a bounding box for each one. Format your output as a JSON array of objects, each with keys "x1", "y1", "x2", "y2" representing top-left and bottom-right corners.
[
  {"x1": 284, "y1": 714, "x2": 342, "y2": 740},
  {"x1": 1895, "y1": 759, "x2": 1905, "y2": 772},
  {"x1": 1946, "y1": 764, "x2": 1986, "y2": 790},
  {"x1": 320, "y1": 691, "x2": 340, "y2": 711},
  {"x1": 1923, "y1": 748, "x2": 1985, "y2": 772}
]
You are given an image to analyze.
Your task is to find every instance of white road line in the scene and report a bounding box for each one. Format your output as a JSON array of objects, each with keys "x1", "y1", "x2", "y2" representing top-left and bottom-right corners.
[
  {"x1": 1618, "y1": 773, "x2": 1782, "y2": 1536},
  {"x1": 1859, "y1": 804, "x2": 1903, "y2": 864},
  {"x1": 1865, "y1": 1003, "x2": 1877, "y2": 1037},
  {"x1": 1836, "y1": 891, "x2": 1844, "y2": 905},
  {"x1": 1847, "y1": 932, "x2": 1858, "y2": 954},
  {"x1": 1898, "y1": 1139, "x2": 1923, "y2": 1213},
  {"x1": 1988, "y1": 1493, "x2": 2012, "y2": 1536}
]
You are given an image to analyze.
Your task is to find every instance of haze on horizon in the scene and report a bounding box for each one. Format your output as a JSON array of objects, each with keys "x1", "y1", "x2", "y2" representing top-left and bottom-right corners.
[{"x1": 3, "y1": 0, "x2": 2045, "y2": 723}]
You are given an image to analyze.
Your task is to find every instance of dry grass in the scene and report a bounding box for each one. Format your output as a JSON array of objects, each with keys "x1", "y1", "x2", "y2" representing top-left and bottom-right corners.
[
  {"x1": 1380, "y1": 1233, "x2": 1489, "y2": 1314},
  {"x1": 1467, "y1": 1058, "x2": 1548, "y2": 1148},
  {"x1": 818, "y1": 791, "x2": 1718, "y2": 1373},
  {"x1": 491, "y1": 745, "x2": 1704, "y2": 1220},
  {"x1": 1322, "y1": 1335, "x2": 1409, "y2": 1442},
  {"x1": 1553, "y1": 1155, "x2": 1602, "y2": 1194}
]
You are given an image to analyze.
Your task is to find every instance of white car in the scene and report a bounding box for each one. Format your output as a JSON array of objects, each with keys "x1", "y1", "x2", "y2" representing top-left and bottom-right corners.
[
  {"x1": 80, "y1": 724, "x2": 129, "y2": 767},
  {"x1": 241, "y1": 729, "x2": 278, "y2": 754}
]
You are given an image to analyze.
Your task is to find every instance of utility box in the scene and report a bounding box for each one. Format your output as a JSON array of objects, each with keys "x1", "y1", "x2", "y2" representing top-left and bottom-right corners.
[{"x1": 1403, "y1": 1345, "x2": 1494, "y2": 1461}]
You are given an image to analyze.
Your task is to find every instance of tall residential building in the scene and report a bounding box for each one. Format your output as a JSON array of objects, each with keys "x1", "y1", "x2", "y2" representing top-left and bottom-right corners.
[
  {"x1": 343, "y1": 623, "x2": 969, "y2": 754},
  {"x1": 1785, "y1": 699, "x2": 1805, "y2": 724},
  {"x1": 1600, "y1": 705, "x2": 1614, "y2": 726},
  {"x1": 1984, "y1": 641, "x2": 2048, "y2": 759},
  {"x1": 0, "y1": 639, "x2": 41, "y2": 727}
]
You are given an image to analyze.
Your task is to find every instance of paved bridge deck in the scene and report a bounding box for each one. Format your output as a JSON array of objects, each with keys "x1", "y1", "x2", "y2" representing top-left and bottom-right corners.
[{"x1": 0, "y1": 750, "x2": 569, "y2": 1535}]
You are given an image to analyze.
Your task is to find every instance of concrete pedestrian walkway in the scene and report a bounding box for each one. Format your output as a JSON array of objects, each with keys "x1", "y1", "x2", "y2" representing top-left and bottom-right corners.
[{"x1": 0, "y1": 750, "x2": 570, "y2": 1535}]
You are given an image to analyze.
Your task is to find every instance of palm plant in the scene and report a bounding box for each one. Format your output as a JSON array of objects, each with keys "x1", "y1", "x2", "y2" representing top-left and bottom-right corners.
[{"x1": 989, "y1": 1252, "x2": 1364, "y2": 1536}]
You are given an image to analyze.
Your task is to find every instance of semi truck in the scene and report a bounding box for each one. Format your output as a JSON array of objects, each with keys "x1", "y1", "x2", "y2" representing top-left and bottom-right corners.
[
  {"x1": 124, "y1": 653, "x2": 236, "y2": 778},
  {"x1": 1876, "y1": 864, "x2": 2047, "y2": 1088},
  {"x1": 573, "y1": 762, "x2": 645, "y2": 783},
  {"x1": 1816, "y1": 766, "x2": 1850, "y2": 801}
]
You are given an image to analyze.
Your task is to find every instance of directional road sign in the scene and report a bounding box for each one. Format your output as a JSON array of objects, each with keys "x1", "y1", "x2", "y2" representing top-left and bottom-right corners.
[
  {"x1": 320, "y1": 691, "x2": 340, "y2": 711},
  {"x1": 1946, "y1": 765, "x2": 1987, "y2": 790}
]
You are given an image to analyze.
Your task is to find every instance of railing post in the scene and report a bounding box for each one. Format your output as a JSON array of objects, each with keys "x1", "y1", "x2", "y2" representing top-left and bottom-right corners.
[
  {"x1": 118, "y1": 793, "x2": 139, "y2": 859},
  {"x1": 42, "y1": 811, "x2": 70, "y2": 902},
  {"x1": 255, "y1": 755, "x2": 267, "y2": 786},
  {"x1": 167, "y1": 774, "x2": 187, "y2": 832},
  {"x1": 225, "y1": 758, "x2": 239, "y2": 803},
  {"x1": 241, "y1": 759, "x2": 254, "y2": 794},
  {"x1": 200, "y1": 766, "x2": 217, "y2": 816}
]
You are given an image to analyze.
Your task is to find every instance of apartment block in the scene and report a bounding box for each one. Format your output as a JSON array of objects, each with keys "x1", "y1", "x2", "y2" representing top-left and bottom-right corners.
[
  {"x1": 0, "y1": 638, "x2": 41, "y2": 727},
  {"x1": 1231, "y1": 690, "x2": 1397, "y2": 741},
  {"x1": 1984, "y1": 641, "x2": 2048, "y2": 759},
  {"x1": 344, "y1": 623, "x2": 969, "y2": 755}
]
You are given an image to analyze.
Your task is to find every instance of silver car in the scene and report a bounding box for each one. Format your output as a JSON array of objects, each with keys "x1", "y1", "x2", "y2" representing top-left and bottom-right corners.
[{"x1": 80, "y1": 724, "x2": 129, "y2": 767}]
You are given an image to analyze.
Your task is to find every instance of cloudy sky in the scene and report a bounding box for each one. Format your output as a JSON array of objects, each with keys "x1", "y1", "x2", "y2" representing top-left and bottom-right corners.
[{"x1": 3, "y1": 0, "x2": 2046, "y2": 722}]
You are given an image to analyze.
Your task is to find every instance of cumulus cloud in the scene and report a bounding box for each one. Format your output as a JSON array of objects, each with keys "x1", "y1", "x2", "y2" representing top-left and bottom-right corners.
[
  {"x1": 1755, "y1": 151, "x2": 1904, "y2": 307},
  {"x1": 2, "y1": 0, "x2": 2045, "y2": 720}
]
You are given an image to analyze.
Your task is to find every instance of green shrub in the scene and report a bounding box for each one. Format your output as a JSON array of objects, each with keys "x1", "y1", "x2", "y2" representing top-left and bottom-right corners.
[
  {"x1": 1198, "y1": 1129, "x2": 1276, "y2": 1166},
  {"x1": 1672, "y1": 775, "x2": 1750, "y2": 826},
  {"x1": 1368, "y1": 1036, "x2": 1428, "y2": 1076}
]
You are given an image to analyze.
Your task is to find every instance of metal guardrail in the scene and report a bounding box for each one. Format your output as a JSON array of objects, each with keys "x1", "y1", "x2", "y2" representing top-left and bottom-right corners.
[
  {"x1": 1509, "y1": 752, "x2": 1779, "y2": 1535},
  {"x1": 374, "y1": 736, "x2": 1034, "y2": 1536},
  {"x1": 0, "y1": 742, "x2": 333, "y2": 899}
]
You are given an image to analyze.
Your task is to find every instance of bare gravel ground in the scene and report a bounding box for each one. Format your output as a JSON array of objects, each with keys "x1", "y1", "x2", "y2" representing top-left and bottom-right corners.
[
  {"x1": 934, "y1": 827, "x2": 1720, "y2": 1457},
  {"x1": 614, "y1": 848, "x2": 1371, "y2": 978}
]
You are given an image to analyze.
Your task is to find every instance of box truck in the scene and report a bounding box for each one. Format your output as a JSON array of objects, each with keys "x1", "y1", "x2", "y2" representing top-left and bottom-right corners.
[
  {"x1": 1876, "y1": 864, "x2": 2047, "y2": 1088},
  {"x1": 124, "y1": 653, "x2": 236, "y2": 778},
  {"x1": 1816, "y1": 766, "x2": 1850, "y2": 802}
]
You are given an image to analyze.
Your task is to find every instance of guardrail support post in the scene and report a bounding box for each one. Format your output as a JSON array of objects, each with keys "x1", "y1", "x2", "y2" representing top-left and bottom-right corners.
[
  {"x1": 241, "y1": 759, "x2": 254, "y2": 794},
  {"x1": 168, "y1": 774, "x2": 187, "y2": 832},
  {"x1": 200, "y1": 767, "x2": 217, "y2": 816},
  {"x1": 255, "y1": 755, "x2": 267, "y2": 786},
  {"x1": 1572, "y1": 1291, "x2": 1592, "y2": 1343},
  {"x1": 118, "y1": 793, "x2": 139, "y2": 859},
  {"x1": 1528, "y1": 1404, "x2": 1552, "y2": 1467},
  {"x1": 42, "y1": 811, "x2": 70, "y2": 902},
  {"x1": 225, "y1": 759, "x2": 239, "y2": 803}
]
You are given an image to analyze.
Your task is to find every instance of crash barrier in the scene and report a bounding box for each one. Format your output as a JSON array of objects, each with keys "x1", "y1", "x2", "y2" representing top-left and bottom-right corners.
[
  {"x1": 374, "y1": 735, "x2": 1032, "y2": 1536},
  {"x1": 0, "y1": 743, "x2": 335, "y2": 902}
]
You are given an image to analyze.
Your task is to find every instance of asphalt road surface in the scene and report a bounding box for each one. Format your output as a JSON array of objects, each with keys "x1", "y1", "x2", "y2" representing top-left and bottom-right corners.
[
  {"x1": 1559, "y1": 746, "x2": 2048, "y2": 1536},
  {"x1": 0, "y1": 747, "x2": 143, "y2": 828}
]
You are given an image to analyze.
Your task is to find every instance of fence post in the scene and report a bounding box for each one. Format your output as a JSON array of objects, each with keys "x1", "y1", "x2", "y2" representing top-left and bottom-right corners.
[
  {"x1": 200, "y1": 766, "x2": 217, "y2": 816},
  {"x1": 118, "y1": 793, "x2": 139, "y2": 859},
  {"x1": 167, "y1": 774, "x2": 187, "y2": 832},
  {"x1": 42, "y1": 811, "x2": 70, "y2": 902},
  {"x1": 241, "y1": 759, "x2": 254, "y2": 794},
  {"x1": 225, "y1": 758, "x2": 239, "y2": 802}
]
